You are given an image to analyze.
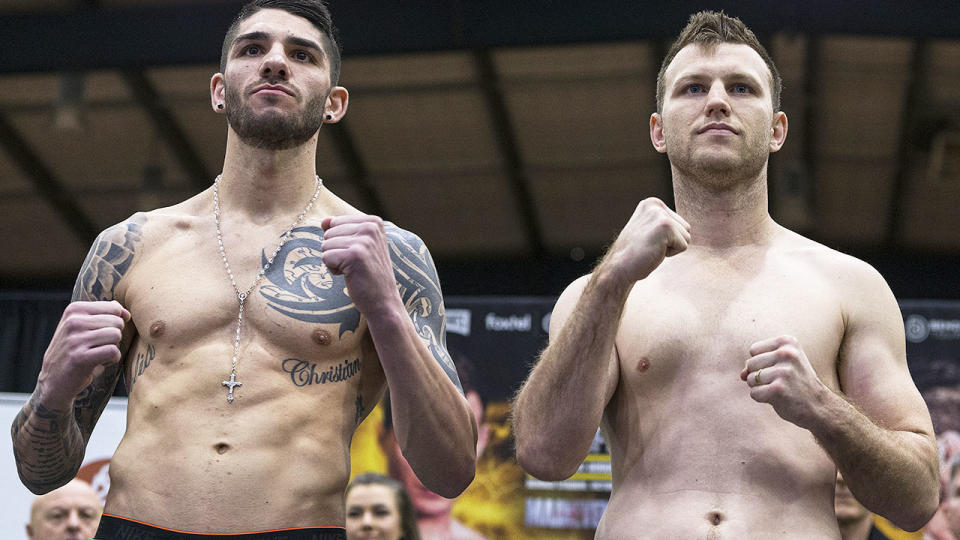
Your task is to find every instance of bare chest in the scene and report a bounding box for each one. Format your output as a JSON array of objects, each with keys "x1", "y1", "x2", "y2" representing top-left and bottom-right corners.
[
  {"x1": 616, "y1": 260, "x2": 845, "y2": 392},
  {"x1": 122, "y1": 224, "x2": 366, "y2": 369}
]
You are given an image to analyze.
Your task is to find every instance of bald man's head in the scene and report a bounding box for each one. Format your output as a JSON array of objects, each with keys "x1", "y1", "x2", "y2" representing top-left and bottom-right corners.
[{"x1": 26, "y1": 480, "x2": 101, "y2": 540}]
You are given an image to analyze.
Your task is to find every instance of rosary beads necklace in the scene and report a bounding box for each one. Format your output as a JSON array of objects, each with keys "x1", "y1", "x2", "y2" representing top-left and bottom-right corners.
[{"x1": 213, "y1": 173, "x2": 322, "y2": 403}]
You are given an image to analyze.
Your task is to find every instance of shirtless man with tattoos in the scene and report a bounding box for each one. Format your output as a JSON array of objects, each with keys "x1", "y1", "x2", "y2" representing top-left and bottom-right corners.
[
  {"x1": 512, "y1": 11, "x2": 939, "y2": 539},
  {"x1": 11, "y1": 1, "x2": 476, "y2": 536}
]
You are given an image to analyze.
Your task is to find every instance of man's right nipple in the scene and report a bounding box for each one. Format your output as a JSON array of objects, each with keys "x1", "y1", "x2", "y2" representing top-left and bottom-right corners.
[{"x1": 637, "y1": 357, "x2": 651, "y2": 372}]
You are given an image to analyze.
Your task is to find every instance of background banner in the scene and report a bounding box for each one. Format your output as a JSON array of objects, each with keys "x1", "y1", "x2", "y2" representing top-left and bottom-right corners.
[
  {"x1": 0, "y1": 393, "x2": 127, "y2": 540},
  {"x1": 1, "y1": 296, "x2": 958, "y2": 538}
]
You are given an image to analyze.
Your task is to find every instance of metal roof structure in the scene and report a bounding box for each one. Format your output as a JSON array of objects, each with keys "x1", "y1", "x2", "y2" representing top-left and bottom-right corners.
[{"x1": 2, "y1": 1, "x2": 960, "y2": 297}]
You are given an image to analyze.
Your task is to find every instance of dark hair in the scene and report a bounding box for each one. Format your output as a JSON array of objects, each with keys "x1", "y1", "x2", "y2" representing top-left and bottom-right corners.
[
  {"x1": 220, "y1": 0, "x2": 342, "y2": 85},
  {"x1": 346, "y1": 473, "x2": 422, "y2": 540},
  {"x1": 656, "y1": 10, "x2": 781, "y2": 113}
]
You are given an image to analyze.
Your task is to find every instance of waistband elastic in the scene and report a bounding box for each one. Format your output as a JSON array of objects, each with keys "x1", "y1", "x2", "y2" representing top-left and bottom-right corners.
[{"x1": 94, "y1": 513, "x2": 346, "y2": 540}]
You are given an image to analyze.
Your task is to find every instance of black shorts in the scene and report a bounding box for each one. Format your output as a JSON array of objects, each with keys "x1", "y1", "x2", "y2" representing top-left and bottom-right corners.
[{"x1": 93, "y1": 514, "x2": 346, "y2": 540}]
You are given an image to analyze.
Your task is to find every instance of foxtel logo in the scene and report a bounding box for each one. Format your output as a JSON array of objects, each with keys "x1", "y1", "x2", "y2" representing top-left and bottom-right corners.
[{"x1": 485, "y1": 313, "x2": 532, "y2": 332}]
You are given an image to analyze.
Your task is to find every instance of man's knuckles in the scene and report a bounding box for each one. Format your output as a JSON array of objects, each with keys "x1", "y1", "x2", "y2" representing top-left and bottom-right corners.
[{"x1": 774, "y1": 346, "x2": 801, "y2": 363}]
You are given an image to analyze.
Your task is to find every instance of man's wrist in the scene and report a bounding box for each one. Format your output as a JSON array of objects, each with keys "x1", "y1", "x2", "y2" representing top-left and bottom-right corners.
[
  {"x1": 591, "y1": 258, "x2": 636, "y2": 299},
  {"x1": 362, "y1": 293, "x2": 409, "y2": 330},
  {"x1": 800, "y1": 383, "x2": 845, "y2": 437},
  {"x1": 33, "y1": 379, "x2": 76, "y2": 415}
]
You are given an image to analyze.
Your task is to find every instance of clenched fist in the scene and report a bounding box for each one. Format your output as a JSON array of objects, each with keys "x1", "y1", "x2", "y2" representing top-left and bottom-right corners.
[
  {"x1": 38, "y1": 300, "x2": 130, "y2": 411},
  {"x1": 741, "y1": 335, "x2": 829, "y2": 429},
  {"x1": 604, "y1": 197, "x2": 691, "y2": 284},
  {"x1": 320, "y1": 214, "x2": 402, "y2": 320}
]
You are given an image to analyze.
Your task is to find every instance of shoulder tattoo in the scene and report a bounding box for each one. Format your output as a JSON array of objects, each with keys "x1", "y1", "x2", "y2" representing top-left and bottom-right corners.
[{"x1": 73, "y1": 214, "x2": 146, "y2": 301}]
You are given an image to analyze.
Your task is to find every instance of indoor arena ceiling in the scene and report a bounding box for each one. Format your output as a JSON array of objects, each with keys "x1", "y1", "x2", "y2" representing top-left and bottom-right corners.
[{"x1": 1, "y1": 1, "x2": 960, "y2": 294}]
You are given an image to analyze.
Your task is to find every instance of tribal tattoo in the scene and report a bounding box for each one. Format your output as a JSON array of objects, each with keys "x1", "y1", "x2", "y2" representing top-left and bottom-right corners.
[
  {"x1": 257, "y1": 223, "x2": 462, "y2": 392},
  {"x1": 383, "y1": 225, "x2": 462, "y2": 393},
  {"x1": 260, "y1": 226, "x2": 362, "y2": 336}
]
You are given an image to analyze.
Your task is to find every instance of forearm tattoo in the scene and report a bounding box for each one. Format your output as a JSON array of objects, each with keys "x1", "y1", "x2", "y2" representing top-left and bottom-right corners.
[{"x1": 11, "y1": 395, "x2": 83, "y2": 493}]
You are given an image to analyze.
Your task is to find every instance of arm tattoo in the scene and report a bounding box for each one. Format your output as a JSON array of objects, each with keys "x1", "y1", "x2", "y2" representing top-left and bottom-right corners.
[
  {"x1": 11, "y1": 395, "x2": 84, "y2": 493},
  {"x1": 73, "y1": 214, "x2": 145, "y2": 301},
  {"x1": 12, "y1": 216, "x2": 141, "y2": 493},
  {"x1": 384, "y1": 225, "x2": 463, "y2": 393},
  {"x1": 72, "y1": 215, "x2": 141, "y2": 434},
  {"x1": 73, "y1": 363, "x2": 123, "y2": 443}
]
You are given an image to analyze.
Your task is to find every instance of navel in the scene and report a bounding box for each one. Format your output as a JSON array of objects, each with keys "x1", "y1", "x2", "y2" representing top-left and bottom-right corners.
[
  {"x1": 149, "y1": 320, "x2": 166, "y2": 338},
  {"x1": 312, "y1": 328, "x2": 332, "y2": 346},
  {"x1": 215, "y1": 443, "x2": 231, "y2": 455},
  {"x1": 637, "y1": 357, "x2": 651, "y2": 372},
  {"x1": 706, "y1": 510, "x2": 725, "y2": 526}
]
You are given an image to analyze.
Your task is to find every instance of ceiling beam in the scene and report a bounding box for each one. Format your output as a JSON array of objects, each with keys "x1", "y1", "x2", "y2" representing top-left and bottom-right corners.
[
  {"x1": 3, "y1": 2, "x2": 960, "y2": 74},
  {"x1": 325, "y1": 121, "x2": 386, "y2": 217},
  {"x1": 0, "y1": 112, "x2": 99, "y2": 244},
  {"x1": 803, "y1": 36, "x2": 821, "y2": 232},
  {"x1": 474, "y1": 49, "x2": 545, "y2": 257},
  {"x1": 884, "y1": 39, "x2": 929, "y2": 248},
  {"x1": 121, "y1": 70, "x2": 212, "y2": 191}
]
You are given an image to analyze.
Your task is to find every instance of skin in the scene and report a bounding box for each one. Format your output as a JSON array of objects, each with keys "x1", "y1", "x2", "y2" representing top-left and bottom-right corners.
[
  {"x1": 346, "y1": 484, "x2": 403, "y2": 540},
  {"x1": 512, "y1": 42, "x2": 938, "y2": 538},
  {"x1": 381, "y1": 390, "x2": 489, "y2": 540},
  {"x1": 11, "y1": 8, "x2": 475, "y2": 532},
  {"x1": 26, "y1": 479, "x2": 101, "y2": 540}
]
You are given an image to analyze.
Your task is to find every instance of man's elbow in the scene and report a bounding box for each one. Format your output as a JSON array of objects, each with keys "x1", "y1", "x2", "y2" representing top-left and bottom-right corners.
[
  {"x1": 516, "y1": 439, "x2": 580, "y2": 482},
  {"x1": 16, "y1": 467, "x2": 68, "y2": 496},
  {"x1": 893, "y1": 488, "x2": 940, "y2": 532},
  {"x1": 424, "y1": 457, "x2": 476, "y2": 498},
  {"x1": 894, "y1": 505, "x2": 938, "y2": 533},
  {"x1": 886, "y1": 466, "x2": 940, "y2": 532}
]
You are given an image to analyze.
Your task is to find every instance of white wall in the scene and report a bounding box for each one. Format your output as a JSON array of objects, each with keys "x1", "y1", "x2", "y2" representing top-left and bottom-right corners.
[{"x1": 0, "y1": 392, "x2": 127, "y2": 540}]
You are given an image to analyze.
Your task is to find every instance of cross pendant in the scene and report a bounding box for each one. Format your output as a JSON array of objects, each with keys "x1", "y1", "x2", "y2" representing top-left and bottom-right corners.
[{"x1": 222, "y1": 372, "x2": 242, "y2": 404}]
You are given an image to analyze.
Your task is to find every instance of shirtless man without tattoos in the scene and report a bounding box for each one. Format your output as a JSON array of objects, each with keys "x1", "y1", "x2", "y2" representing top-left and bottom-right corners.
[
  {"x1": 512, "y1": 11, "x2": 939, "y2": 539},
  {"x1": 11, "y1": 1, "x2": 476, "y2": 537}
]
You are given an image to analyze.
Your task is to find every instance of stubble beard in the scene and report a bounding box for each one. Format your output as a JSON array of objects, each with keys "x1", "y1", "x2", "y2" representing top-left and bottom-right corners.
[
  {"x1": 225, "y1": 81, "x2": 328, "y2": 150},
  {"x1": 665, "y1": 124, "x2": 770, "y2": 189}
]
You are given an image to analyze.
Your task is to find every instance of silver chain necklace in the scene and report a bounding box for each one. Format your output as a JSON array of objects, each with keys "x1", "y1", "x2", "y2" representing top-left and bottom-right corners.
[{"x1": 212, "y1": 173, "x2": 322, "y2": 403}]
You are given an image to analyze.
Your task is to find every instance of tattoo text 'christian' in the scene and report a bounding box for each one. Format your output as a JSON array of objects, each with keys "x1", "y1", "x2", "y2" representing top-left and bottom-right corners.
[{"x1": 282, "y1": 358, "x2": 360, "y2": 387}]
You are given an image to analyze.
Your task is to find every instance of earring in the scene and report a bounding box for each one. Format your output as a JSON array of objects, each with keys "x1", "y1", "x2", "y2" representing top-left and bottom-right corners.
[
  {"x1": 325, "y1": 114, "x2": 332, "y2": 120},
  {"x1": 217, "y1": 104, "x2": 224, "y2": 109}
]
